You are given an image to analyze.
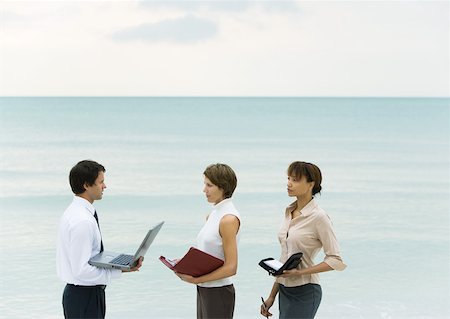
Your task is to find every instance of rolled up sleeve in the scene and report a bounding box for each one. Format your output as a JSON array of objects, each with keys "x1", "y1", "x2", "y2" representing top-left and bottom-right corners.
[{"x1": 317, "y1": 215, "x2": 347, "y2": 271}]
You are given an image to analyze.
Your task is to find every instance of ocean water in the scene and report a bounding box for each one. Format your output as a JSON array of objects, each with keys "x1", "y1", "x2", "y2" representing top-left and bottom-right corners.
[{"x1": 0, "y1": 97, "x2": 448, "y2": 318}]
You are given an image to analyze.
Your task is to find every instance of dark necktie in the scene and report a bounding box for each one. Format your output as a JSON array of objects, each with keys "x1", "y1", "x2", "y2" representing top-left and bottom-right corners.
[{"x1": 93, "y1": 210, "x2": 104, "y2": 252}]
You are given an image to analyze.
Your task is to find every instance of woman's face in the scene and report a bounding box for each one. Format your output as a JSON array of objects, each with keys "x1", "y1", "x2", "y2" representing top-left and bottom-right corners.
[
  {"x1": 287, "y1": 174, "x2": 314, "y2": 198},
  {"x1": 203, "y1": 176, "x2": 225, "y2": 205}
]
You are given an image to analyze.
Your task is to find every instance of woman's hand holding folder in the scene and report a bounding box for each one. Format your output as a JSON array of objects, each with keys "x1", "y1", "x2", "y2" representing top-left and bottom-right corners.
[
  {"x1": 259, "y1": 252, "x2": 303, "y2": 276},
  {"x1": 160, "y1": 247, "x2": 224, "y2": 277},
  {"x1": 176, "y1": 272, "x2": 200, "y2": 284}
]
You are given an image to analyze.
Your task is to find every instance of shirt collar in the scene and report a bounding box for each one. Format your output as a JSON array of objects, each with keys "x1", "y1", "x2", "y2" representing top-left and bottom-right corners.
[
  {"x1": 73, "y1": 195, "x2": 96, "y2": 216},
  {"x1": 213, "y1": 197, "x2": 232, "y2": 209},
  {"x1": 286, "y1": 198, "x2": 317, "y2": 217},
  {"x1": 301, "y1": 199, "x2": 317, "y2": 217}
]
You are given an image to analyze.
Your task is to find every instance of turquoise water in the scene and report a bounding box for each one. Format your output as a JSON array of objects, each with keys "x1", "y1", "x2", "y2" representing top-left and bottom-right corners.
[{"x1": 0, "y1": 97, "x2": 449, "y2": 318}]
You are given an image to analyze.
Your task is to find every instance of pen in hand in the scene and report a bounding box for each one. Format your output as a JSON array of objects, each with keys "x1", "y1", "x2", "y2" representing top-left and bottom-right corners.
[{"x1": 261, "y1": 297, "x2": 269, "y2": 318}]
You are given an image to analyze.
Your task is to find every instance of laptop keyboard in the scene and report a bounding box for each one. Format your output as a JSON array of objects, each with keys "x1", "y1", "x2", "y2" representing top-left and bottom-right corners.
[{"x1": 110, "y1": 254, "x2": 134, "y2": 266}]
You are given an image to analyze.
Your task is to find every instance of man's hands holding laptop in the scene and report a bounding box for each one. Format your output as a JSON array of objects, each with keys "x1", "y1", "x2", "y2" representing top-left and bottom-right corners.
[{"x1": 122, "y1": 256, "x2": 144, "y2": 272}]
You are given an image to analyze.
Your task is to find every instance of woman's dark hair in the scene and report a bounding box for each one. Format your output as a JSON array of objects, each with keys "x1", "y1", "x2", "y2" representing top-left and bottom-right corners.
[
  {"x1": 204, "y1": 163, "x2": 237, "y2": 199},
  {"x1": 69, "y1": 160, "x2": 105, "y2": 195},
  {"x1": 287, "y1": 161, "x2": 322, "y2": 196}
]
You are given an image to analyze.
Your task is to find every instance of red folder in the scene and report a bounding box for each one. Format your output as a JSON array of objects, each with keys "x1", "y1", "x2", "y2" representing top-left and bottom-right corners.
[{"x1": 160, "y1": 247, "x2": 224, "y2": 277}]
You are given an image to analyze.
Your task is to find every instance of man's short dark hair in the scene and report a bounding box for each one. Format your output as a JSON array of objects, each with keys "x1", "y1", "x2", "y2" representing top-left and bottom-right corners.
[{"x1": 69, "y1": 160, "x2": 105, "y2": 195}]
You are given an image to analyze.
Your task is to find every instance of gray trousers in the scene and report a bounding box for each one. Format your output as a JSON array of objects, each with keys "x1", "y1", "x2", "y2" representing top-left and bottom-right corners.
[
  {"x1": 196, "y1": 284, "x2": 235, "y2": 319},
  {"x1": 279, "y1": 283, "x2": 322, "y2": 319}
]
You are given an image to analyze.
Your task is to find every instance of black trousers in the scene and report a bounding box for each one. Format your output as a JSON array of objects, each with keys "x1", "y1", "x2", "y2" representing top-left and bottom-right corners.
[
  {"x1": 197, "y1": 284, "x2": 235, "y2": 319},
  {"x1": 279, "y1": 283, "x2": 322, "y2": 319},
  {"x1": 62, "y1": 284, "x2": 106, "y2": 319}
]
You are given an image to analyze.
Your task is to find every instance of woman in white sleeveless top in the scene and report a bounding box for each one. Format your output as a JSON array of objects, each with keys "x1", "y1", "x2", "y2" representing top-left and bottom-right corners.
[{"x1": 177, "y1": 163, "x2": 241, "y2": 319}]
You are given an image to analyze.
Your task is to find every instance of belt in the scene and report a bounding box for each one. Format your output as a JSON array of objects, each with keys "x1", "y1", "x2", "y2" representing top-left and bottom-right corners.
[{"x1": 67, "y1": 283, "x2": 106, "y2": 290}]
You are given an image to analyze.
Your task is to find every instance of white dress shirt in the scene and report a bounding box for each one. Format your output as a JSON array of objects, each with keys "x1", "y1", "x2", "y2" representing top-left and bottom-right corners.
[{"x1": 56, "y1": 196, "x2": 121, "y2": 285}]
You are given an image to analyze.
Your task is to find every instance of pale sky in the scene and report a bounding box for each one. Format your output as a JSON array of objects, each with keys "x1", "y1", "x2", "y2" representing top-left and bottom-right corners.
[{"x1": 0, "y1": 0, "x2": 448, "y2": 96}]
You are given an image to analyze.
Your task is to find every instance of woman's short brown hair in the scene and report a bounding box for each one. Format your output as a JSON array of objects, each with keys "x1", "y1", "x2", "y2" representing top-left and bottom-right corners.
[
  {"x1": 204, "y1": 163, "x2": 237, "y2": 199},
  {"x1": 287, "y1": 161, "x2": 322, "y2": 196}
]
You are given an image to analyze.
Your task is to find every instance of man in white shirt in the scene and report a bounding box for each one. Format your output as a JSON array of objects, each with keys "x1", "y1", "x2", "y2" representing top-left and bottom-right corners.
[{"x1": 56, "y1": 160, "x2": 142, "y2": 319}]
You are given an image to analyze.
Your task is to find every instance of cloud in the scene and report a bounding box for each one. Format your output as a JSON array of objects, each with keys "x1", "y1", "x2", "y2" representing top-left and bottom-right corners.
[
  {"x1": 112, "y1": 14, "x2": 218, "y2": 44},
  {"x1": 0, "y1": 1, "x2": 447, "y2": 96},
  {"x1": 138, "y1": 0, "x2": 299, "y2": 13}
]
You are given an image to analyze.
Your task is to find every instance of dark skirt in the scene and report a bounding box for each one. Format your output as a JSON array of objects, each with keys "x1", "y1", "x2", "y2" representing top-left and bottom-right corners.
[
  {"x1": 197, "y1": 284, "x2": 235, "y2": 319},
  {"x1": 279, "y1": 283, "x2": 322, "y2": 319}
]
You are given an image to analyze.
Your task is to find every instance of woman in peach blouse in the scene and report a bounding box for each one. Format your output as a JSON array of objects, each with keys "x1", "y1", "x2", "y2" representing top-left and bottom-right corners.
[{"x1": 260, "y1": 161, "x2": 346, "y2": 319}]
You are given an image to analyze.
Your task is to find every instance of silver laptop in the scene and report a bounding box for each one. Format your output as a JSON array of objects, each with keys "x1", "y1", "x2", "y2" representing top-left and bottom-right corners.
[{"x1": 89, "y1": 221, "x2": 164, "y2": 271}]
